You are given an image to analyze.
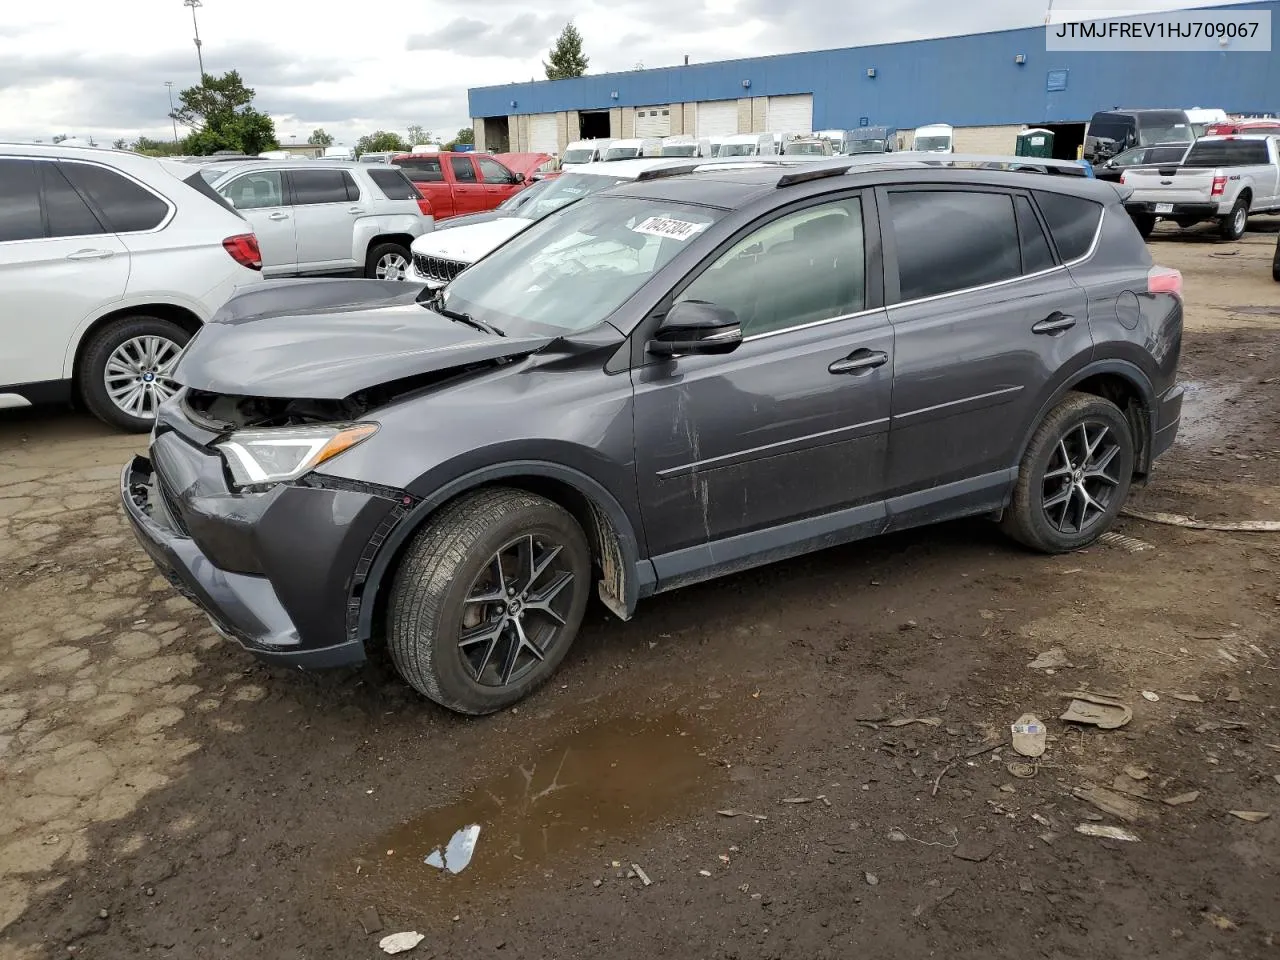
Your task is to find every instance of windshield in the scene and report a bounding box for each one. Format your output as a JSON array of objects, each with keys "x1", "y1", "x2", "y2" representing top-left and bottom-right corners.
[
  {"x1": 784, "y1": 142, "x2": 827, "y2": 155},
  {"x1": 661, "y1": 145, "x2": 698, "y2": 157},
  {"x1": 561, "y1": 149, "x2": 595, "y2": 164},
  {"x1": 914, "y1": 136, "x2": 951, "y2": 151},
  {"x1": 603, "y1": 147, "x2": 641, "y2": 161},
  {"x1": 498, "y1": 179, "x2": 551, "y2": 211},
  {"x1": 848, "y1": 139, "x2": 886, "y2": 153},
  {"x1": 515, "y1": 171, "x2": 629, "y2": 220},
  {"x1": 718, "y1": 143, "x2": 757, "y2": 157},
  {"x1": 1139, "y1": 122, "x2": 1193, "y2": 146},
  {"x1": 441, "y1": 196, "x2": 722, "y2": 338}
]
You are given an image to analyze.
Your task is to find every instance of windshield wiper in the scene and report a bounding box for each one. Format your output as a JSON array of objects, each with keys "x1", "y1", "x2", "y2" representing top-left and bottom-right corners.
[{"x1": 431, "y1": 297, "x2": 504, "y2": 337}]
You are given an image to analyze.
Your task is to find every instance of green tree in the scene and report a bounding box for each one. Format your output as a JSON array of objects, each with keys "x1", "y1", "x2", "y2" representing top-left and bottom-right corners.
[
  {"x1": 169, "y1": 70, "x2": 278, "y2": 156},
  {"x1": 131, "y1": 136, "x2": 187, "y2": 157},
  {"x1": 453, "y1": 127, "x2": 474, "y2": 145},
  {"x1": 544, "y1": 22, "x2": 588, "y2": 80},
  {"x1": 405, "y1": 124, "x2": 432, "y2": 146},
  {"x1": 113, "y1": 137, "x2": 127, "y2": 149},
  {"x1": 308, "y1": 128, "x2": 334, "y2": 147},
  {"x1": 355, "y1": 130, "x2": 410, "y2": 156},
  {"x1": 51, "y1": 134, "x2": 68, "y2": 143}
]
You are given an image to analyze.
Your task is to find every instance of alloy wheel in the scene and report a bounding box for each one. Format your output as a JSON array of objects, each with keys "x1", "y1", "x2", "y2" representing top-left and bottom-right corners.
[
  {"x1": 1040, "y1": 420, "x2": 1123, "y2": 535},
  {"x1": 104, "y1": 335, "x2": 182, "y2": 421},
  {"x1": 458, "y1": 534, "x2": 577, "y2": 688},
  {"x1": 376, "y1": 252, "x2": 410, "y2": 280},
  {"x1": 1234, "y1": 206, "x2": 1247, "y2": 235}
]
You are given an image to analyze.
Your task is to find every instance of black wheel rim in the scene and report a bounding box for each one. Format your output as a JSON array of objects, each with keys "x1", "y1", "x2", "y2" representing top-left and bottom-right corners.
[
  {"x1": 458, "y1": 534, "x2": 576, "y2": 688},
  {"x1": 1041, "y1": 419, "x2": 1123, "y2": 535}
]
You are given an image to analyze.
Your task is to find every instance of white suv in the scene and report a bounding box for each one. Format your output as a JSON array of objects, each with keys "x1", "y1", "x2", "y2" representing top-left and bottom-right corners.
[
  {"x1": 202, "y1": 161, "x2": 434, "y2": 281},
  {"x1": 0, "y1": 143, "x2": 264, "y2": 431}
]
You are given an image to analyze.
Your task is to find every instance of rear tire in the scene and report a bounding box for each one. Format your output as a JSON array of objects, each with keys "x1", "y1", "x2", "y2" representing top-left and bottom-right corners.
[
  {"x1": 1001, "y1": 392, "x2": 1135, "y2": 553},
  {"x1": 1218, "y1": 198, "x2": 1248, "y2": 241},
  {"x1": 1130, "y1": 213, "x2": 1156, "y2": 239},
  {"x1": 387, "y1": 488, "x2": 592, "y2": 715},
  {"x1": 78, "y1": 316, "x2": 190, "y2": 432},
  {"x1": 366, "y1": 242, "x2": 411, "y2": 281}
]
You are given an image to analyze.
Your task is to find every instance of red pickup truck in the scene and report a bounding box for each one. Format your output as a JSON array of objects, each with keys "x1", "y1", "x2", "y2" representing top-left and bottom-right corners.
[{"x1": 391, "y1": 151, "x2": 527, "y2": 220}]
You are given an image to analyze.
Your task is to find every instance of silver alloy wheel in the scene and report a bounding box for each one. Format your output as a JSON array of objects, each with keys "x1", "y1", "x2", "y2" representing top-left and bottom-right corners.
[
  {"x1": 375, "y1": 252, "x2": 410, "y2": 280},
  {"x1": 1234, "y1": 205, "x2": 1247, "y2": 235},
  {"x1": 103, "y1": 335, "x2": 182, "y2": 421},
  {"x1": 1041, "y1": 420, "x2": 1122, "y2": 535}
]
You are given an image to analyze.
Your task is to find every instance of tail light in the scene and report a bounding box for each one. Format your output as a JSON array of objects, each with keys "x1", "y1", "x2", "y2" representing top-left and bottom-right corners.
[
  {"x1": 1119, "y1": 171, "x2": 1127, "y2": 185},
  {"x1": 1148, "y1": 265, "x2": 1182, "y2": 297},
  {"x1": 1211, "y1": 175, "x2": 1227, "y2": 197},
  {"x1": 416, "y1": 198, "x2": 433, "y2": 217},
  {"x1": 222, "y1": 233, "x2": 262, "y2": 271}
]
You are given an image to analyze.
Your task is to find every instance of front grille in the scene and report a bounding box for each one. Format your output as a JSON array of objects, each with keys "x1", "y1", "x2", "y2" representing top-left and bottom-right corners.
[{"x1": 413, "y1": 252, "x2": 471, "y2": 284}]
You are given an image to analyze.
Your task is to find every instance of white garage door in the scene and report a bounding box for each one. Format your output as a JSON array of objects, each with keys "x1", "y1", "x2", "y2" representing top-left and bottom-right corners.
[
  {"x1": 696, "y1": 99, "x2": 739, "y2": 138},
  {"x1": 635, "y1": 106, "x2": 672, "y2": 138},
  {"x1": 766, "y1": 95, "x2": 813, "y2": 134},
  {"x1": 528, "y1": 114, "x2": 558, "y2": 154}
]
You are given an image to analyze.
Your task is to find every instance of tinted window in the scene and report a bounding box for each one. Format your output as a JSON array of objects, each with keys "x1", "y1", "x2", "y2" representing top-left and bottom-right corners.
[
  {"x1": 399, "y1": 157, "x2": 443, "y2": 181},
  {"x1": 368, "y1": 169, "x2": 421, "y2": 200},
  {"x1": 290, "y1": 168, "x2": 349, "y2": 204},
  {"x1": 183, "y1": 170, "x2": 242, "y2": 218},
  {"x1": 0, "y1": 159, "x2": 43, "y2": 242},
  {"x1": 450, "y1": 157, "x2": 477, "y2": 182},
  {"x1": 1015, "y1": 195, "x2": 1055, "y2": 273},
  {"x1": 40, "y1": 162, "x2": 106, "y2": 237},
  {"x1": 221, "y1": 170, "x2": 285, "y2": 210},
  {"x1": 1185, "y1": 140, "x2": 1270, "y2": 166},
  {"x1": 679, "y1": 198, "x2": 865, "y2": 337},
  {"x1": 889, "y1": 190, "x2": 1019, "y2": 301},
  {"x1": 1089, "y1": 113, "x2": 1132, "y2": 144},
  {"x1": 477, "y1": 157, "x2": 514, "y2": 183},
  {"x1": 1147, "y1": 145, "x2": 1190, "y2": 164},
  {"x1": 1034, "y1": 191, "x2": 1102, "y2": 262},
  {"x1": 60, "y1": 162, "x2": 168, "y2": 232},
  {"x1": 341, "y1": 171, "x2": 360, "y2": 202}
]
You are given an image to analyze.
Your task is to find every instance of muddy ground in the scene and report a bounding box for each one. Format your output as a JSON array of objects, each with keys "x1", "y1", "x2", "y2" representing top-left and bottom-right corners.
[{"x1": 2, "y1": 225, "x2": 1278, "y2": 960}]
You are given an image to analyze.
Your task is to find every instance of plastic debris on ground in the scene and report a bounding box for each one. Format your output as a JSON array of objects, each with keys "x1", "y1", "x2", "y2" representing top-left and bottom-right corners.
[
  {"x1": 379, "y1": 931, "x2": 425, "y2": 954},
  {"x1": 1075, "y1": 824, "x2": 1141, "y2": 842},
  {"x1": 423, "y1": 824, "x2": 481, "y2": 874},
  {"x1": 1059, "y1": 691, "x2": 1132, "y2": 729},
  {"x1": 1010, "y1": 714, "x2": 1046, "y2": 758},
  {"x1": 1227, "y1": 810, "x2": 1270, "y2": 823},
  {"x1": 1027, "y1": 648, "x2": 1069, "y2": 670}
]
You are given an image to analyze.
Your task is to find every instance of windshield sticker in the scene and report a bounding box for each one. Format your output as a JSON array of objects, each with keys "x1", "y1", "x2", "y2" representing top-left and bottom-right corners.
[{"x1": 631, "y1": 216, "x2": 708, "y2": 241}]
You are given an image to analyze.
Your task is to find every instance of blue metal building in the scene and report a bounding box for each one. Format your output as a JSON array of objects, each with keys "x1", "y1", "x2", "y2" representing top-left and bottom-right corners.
[{"x1": 467, "y1": 1, "x2": 1277, "y2": 155}]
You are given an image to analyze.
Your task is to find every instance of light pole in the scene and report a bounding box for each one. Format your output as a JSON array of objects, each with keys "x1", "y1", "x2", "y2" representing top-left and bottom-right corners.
[
  {"x1": 165, "y1": 81, "x2": 178, "y2": 142},
  {"x1": 183, "y1": 0, "x2": 205, "y2": 79}
]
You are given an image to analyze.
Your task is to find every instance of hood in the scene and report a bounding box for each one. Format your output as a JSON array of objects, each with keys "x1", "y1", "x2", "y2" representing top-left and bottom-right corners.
[
  {"x1": 432, "y1": 209, "x2": 506, "y2": 231},
  {"x1": 175, "y1": 278, "x2": 552, "y2": 399},
  {"x1": 410, "y1": 217, "x2": 532, "y2": 263}
]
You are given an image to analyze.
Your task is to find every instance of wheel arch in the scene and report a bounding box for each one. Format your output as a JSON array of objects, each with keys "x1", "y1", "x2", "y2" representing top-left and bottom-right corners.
[
  {"x1": 69, "y1": 302, "x2": 204, "y2": 386},
  {"x1": 1017, "y1": 359, "x2": 1157, "y2": 479},
  {"x1": 355, "y1": 461, "x2": 652, "y2": 644}
]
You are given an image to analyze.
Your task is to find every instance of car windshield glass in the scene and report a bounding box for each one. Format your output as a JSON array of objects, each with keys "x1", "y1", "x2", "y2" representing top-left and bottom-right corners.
[
  {"x1": 661, "y1": 145, "x2": 698, "y2": 157},
  {"x1": 786, "y1": 142, "x2": 828, "y2": 154},
  {"x1": 718, "y1": 144, "x2": 756, "y2": 157},
  {"x1": 517, "y1": 172, "x2": 629, "y2": 220},
  {"x1": 440, "y1": 196, "x2": 722, "y2": 338},
  {"x1": 1139, "y1": 122, "x2": 1192, "y2": 145},
  {"x1": 562, "y1": 149, "x2": 595, "y2": 164},
  {"x1": 499, "y1": 179, "x2": 551, "y2": 210},
  {"x1": 848, "y1": 140, "x2": 885, "y2": 153},
  {"x1": 914, "y1": 136, "x2": 950, "y2": 150},
  {"x1": 604, "y1": 148, "x2": 641, "y2": 160}
]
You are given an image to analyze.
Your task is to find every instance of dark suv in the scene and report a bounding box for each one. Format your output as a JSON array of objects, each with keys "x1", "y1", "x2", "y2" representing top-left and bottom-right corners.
[{"x1": 122, "y1": 156, "x2": 1185, "y2": 715}]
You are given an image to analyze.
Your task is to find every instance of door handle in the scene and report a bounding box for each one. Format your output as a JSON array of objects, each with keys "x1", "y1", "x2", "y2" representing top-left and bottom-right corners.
[
  {"x1": 1032, "y1": 312, "x2": 1076, "y2": 335},
  {"x1": 828, "y1": 349, "x2": 888, "y2": 375},
  {"x1": 65, "y1": 249, "x2": 115, "y2": 261},
  {"x1": 267, "y1": 212, "x2": 290, "y2": 221},
  {"x1": 348, "y1": 207, "x2": 365, "y2": 214}
]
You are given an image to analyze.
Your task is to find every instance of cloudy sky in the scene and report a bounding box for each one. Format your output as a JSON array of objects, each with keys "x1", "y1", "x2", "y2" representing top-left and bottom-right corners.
[{"x1": 0, "y1": 0, "x2": 1245, "y2": 147}]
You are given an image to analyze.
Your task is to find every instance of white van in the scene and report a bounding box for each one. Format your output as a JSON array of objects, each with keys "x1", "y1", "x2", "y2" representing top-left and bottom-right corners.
[
  {"x1": 561, "y1": 139, "x2": 613, "y2": 168},
  {"x1": 1184, "y1": 107, "x2": 1228, "y2": 138},
  {"x1": 602, "y1": 138, "x2": 662, "y2": 161},
  {"x1": 716, "y1": 133, "x2": 777, "y2": 158},
  {"x1": 660, "y1": 135, "x2": 713, "y2": 158},
  {"x1": 912, "y1": 123, "x2": 954, "y2": 153}
]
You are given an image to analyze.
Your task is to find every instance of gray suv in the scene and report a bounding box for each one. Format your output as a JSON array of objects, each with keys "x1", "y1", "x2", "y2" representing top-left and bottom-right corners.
[
  {"x1": 122, "y1": 156, "x2": 1184, "y2": 715},
  {"x1": 202, "y1": 160, "x2": 433, "y2": 280}
]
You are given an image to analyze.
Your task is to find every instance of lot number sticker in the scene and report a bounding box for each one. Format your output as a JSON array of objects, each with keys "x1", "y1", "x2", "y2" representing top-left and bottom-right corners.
[{"x1": 632, "y1": 216, "x2": 708, "y2": 241}]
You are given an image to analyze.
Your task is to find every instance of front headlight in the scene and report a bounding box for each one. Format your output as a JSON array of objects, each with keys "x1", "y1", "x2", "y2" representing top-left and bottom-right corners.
[{"x1": 216, "y1": 423, "x2": 378, "y2": 488}]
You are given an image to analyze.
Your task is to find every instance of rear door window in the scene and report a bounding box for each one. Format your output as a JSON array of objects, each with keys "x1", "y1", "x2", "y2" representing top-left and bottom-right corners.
[
  {"x1": 1015, "y1": 195, "x2": 1055, "y2": 274},
  {"x1": 450, "y1": 157, "x2": 478, "y2": 183},
  {"x1": 60, "y1": 162, "x2": 170, "y2": 232},
  {"x1": 289, "y1": 168, "x2": 349, "y2": 205},
  {"x1": 1033, "y1": 191, "x2": 1102, "y2": 263},
  {"x1": 0, "y1": 158, "x2": 44, "y2": 242},
  {"x1": 398, "y1": 157, "x2": 443, "y2": 181},
  {"x1": 39, "y1": 162, "x2": 107, "y2": 238},
  {"x1": 888, "y1": 190, "x2": 1020, "y2": 301},
  {"x1": 1185, "y1": 140, "x2": 1270, "y2": 166},
  {"x1": 368, "y1": 169, "x2": 422, "y2": 200}
]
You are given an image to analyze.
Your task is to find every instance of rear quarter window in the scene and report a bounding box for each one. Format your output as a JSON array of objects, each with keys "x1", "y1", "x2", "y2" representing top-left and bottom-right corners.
[
  {"x1": 1185, "y1": 140, "x2": 1270, "y2": 166},
  {"x1": 60, "y1": 162, "x2": 170, "y2": 232},
  {"x1": 1032, "y1": 191, "x2": 1102, "y2": 262},
  {"x1": 368, "y1": 169, "x2": 422, "y2": 200}
]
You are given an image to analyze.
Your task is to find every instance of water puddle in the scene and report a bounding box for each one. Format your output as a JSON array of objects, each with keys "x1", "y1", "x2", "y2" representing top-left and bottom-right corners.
[
  {"x1": 1177, "y1": 379, "x2": 1242, "y2": 448},
  {"x1": 355, "y1": 713, "x2": 724, "y2": 915}
]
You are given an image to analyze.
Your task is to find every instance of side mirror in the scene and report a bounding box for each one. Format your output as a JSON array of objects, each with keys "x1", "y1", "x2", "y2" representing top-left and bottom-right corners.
[
  {"x1": 647, "y1": 300, "x2": 742, "y2": 357},
  {"x1": 512, "y1": 172, "x2": 526, "y2": 184}
]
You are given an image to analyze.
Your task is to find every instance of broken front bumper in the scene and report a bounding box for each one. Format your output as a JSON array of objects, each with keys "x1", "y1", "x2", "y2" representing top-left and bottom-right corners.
[{"x1": 121, "y1": 447, "x2": 396, "y2": 669}]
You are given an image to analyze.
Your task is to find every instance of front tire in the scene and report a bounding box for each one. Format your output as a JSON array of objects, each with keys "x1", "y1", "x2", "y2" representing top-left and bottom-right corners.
[
  {"x1": 366, "y1": 242, "x2": 411, "y2": 281},
  {"x1": 78, "y1": 316, "x2": 190, "y2": 432},
  {"x1": 1219, "y1": 198, "x2": 1248, "y2": 241},
  {"x1": 1001, "y1": 392, "x2": 1135, "y2": 553},
  {"x1": 387, "y1": 488, "x2": 592, "y2": 715}
]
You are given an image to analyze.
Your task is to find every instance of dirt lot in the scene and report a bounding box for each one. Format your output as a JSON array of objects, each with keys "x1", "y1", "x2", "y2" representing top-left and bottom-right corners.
[{"x1": 2, "y1": 226, "x2": 1278, "y2": 960}]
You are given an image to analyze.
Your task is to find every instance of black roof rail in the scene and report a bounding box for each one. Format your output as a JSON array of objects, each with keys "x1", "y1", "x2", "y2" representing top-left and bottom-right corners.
[
  {"x1": 775, "y1": 163, "x2": 854, "y2": 187},
  {"x1": 634, "y1": 163, "x2": 703, "y2": 181}
]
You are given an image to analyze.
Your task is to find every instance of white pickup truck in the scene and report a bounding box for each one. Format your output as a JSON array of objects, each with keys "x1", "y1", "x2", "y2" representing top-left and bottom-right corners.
[{"x1": 1121, "y1": 134, "x2": 1280, "y2": 240}]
